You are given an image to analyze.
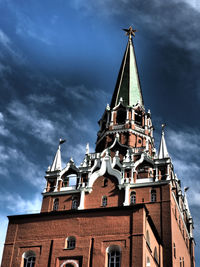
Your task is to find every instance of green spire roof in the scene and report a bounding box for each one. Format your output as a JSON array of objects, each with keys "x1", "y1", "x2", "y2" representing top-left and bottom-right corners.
[{"x1": 110, "y1": 27, "x2": 144, "y2": 108}]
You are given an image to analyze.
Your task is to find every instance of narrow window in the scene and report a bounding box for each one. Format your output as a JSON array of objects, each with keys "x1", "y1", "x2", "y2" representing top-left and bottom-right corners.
[
  {"x1": 154, "y1": 247, "x2": 158, "y2": 263},
  {"x1": 146, "y1": 257, "x2": 150, "y2": 267},
  {"x1": 72, "y1": 197, "x2": 78, "y2": 210},
  {"x1": 23, "y1": 251, "x2": 36, "y2": 267},
  {"x1": 107, "y1": 245, "x2": 121, "y2": 267},
  {"x1": 173, "y1": 243, "x2": 176, "y2": 258},
  {"x1": 151, "y1": 189, "x2": 156, "y2": 202},
  {"x1": 182, "y1": 257, "x2": 184, "y2": 267},
  {"x1": 130, "y1": 191, "x2": 136, "y2": 204},
  {"x1": 66, "y1": 236, "x2": 76, "y2": 249},
  {"x1": 102, "y1": 196, "x2": 107, "y2": 207},
  {"x1": 146, "y1": 230, "x2": 150, "y2": 248},
  {"x1": 53, "y1": 198, "x2": 59, "y2": 211},
  {"x1": 180, "y1": 257, "x2": 182, "y2": 267},
  {"x1": 103, "y1": 178, "x2": 108, "y2": 187}
]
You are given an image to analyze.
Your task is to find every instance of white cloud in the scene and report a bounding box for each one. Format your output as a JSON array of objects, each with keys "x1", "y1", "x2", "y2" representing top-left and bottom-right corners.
[
  {"x1": 0, "y1": 112, "x2": 10, "y2": 137},
  {"x1": 0, "y1": 144, "x2": 45, "y2": 186},
  {"x1": 7, "y1": 101, "x2": 57, "y2": 144},
  {"x1": 0, "y1": 29, "x2": 25, "y2": 64},
  {"x1": 0, "y1": 217, "x2": 8, "y2": 264},
  {"x1": 165, "y1": 128, "x2": 200, "y2": 207},
  {"x1": 28, "y1": 94, "x2": 55, "y2": 104},
  {"x1": 0, "y1": 193, "x2": 42, "y2": 263},
  {"x1": 0, "y1": 29, "x2": 10, "y2": 48}
]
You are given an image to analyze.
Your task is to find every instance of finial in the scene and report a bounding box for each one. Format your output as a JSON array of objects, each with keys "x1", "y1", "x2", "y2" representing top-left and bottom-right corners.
[
  {"x1": 184, "y1": 186, "x2": 189, "y2": 192},
  {"x1": 59, "y1": 138, "x2": 66, "y2": 145},
  {"x1": 86, "y1": 143, "x2": 89, "y2": 154},
  {"x1": 106, "y1": 104, "x2": 110, "y2": 110},
  {"x1": 123, "y1": 26, "x2": 137, "y2": 40},
  {"x1": 161, "y1": 123, "x2": 166, "y2": 134}
]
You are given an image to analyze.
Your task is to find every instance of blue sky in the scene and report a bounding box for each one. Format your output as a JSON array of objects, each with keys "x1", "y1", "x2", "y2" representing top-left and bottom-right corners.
[{"x1": 0, "y1": 0, "x2": 200, "y2": 264}]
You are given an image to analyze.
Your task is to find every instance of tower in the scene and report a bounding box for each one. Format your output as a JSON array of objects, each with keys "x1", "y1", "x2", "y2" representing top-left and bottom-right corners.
[{"x1": 1, "y1": 27, "x2": 195, "y2": 267}]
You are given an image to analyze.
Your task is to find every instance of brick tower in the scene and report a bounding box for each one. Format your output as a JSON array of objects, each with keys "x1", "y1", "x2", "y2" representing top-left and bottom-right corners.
[{"x1": 1, "y1": 27, "x2": 195, "y2": 267}]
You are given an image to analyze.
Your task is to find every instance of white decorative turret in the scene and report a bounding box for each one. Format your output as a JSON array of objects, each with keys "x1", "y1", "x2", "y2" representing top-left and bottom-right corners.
[
  {"x1": 158, "y1": 124, "x2": 169, "y2": 159},
  {"x1": 48, "y1": 139, "x2": 66, "y2": 172}
]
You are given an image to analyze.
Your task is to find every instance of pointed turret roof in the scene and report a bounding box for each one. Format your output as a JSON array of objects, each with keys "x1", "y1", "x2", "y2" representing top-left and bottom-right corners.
[
  {"x1": 110, "y1": 26, "x2": 144, "y2": 108},
  {"x1": 158, "y1": 124, "x2": 169, "y2": 159},
  {"x1": 50, "y1": 145, "x2": 62, "y2": 172},
  {"x1": 49, "y1": 139, "x2": 66, "y2": 172}
]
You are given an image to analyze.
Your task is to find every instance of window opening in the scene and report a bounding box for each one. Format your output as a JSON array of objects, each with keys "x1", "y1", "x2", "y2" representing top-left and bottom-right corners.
[
  {"x1": 151, "y1": 189, "x2": 156, "y2": 202},
  {"x1": 116, "y1": 109, "x2": 126, "y2": 124},
  {"x1": 173, "y1": 243, "x2": 176, "y2": 258},
  {"x1": 146, "y1": 257, "x2": 150, "y2": 267},
  {"x1": 107, "y1": 246, "x2": 121, "y2": 267},
  {"x1": 154, "y1": 247, "x2": 158, "y2": 263},
  {"x1": 53, "y1": 198, "x2": 59, "y2": 211},
  {"x1": 23, "y1": 251, "x2": 36, "y2": 267},
  {"x1": 135, "y1": 112, "x2": 142, "y2": 126},
  {"x1": 146, "y1": 230, "x2": 150, "y2": 248},
  {"x1": 103, "y1": 178, "x2": 108, "y2": 187},
  {"x1": 66, "y1": 236, "x2": 76, "y2": 249},
  {"x1": 130, "y1": 191, "x2": 136, "y2": 204},
  {"x1": 102, "y1": 196, "x2": 107, "y2": 207},
  {"x1": 72, "y1": 197, "x2": 78, "y2": 210}
]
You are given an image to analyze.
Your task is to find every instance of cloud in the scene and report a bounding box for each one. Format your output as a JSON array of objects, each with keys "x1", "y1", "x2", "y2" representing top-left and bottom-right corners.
[
  {"x1": 0, "y1": 192, "x2": 42, "y2": 214},
  {"x1": 0, "y1": 112, "x2": 10, "y2": 137},
  {"x1": 0, "y1": 29, "x2": 10, "y2": 48},
  {"x1": 7, "y1": 100, "x2": 57, "y2": 144},
  {"x1": 0, "y1": 193, "x2": 42, "y2": 263},
  {"x1": 15, "y1": 11, "x2": 52, "y2": 45},
  {"x1": 28, "y1": 94, "x2": 55, "y2": 104},
  {"x1": 0, "y1": 143, "x2": 45, "y2": 186},
  {"x1": 165, "y1": 128, "x2": 200, "y2": 207},
  {"x1": 0, "y1": 28, "x2": 25, "y2": 64}
]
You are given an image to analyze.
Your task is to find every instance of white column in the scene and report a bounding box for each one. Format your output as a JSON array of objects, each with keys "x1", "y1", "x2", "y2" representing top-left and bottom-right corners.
[
  {"x1": 166, "y1": 164, "x2": 170, "y2": 180},
  {"x1": 155, "y1": 167, "x2": 159, "y2": 181},
  {"x1": 126, "y1": 109, "x2": 129, "y2": 123},
  {"x1": 123, "y1": 179, "x2": 130, "y2": 206},
  {"x1": 131, "y1": 109, "x2": 134, "y2": 124},
  {"x1": 130, "y1": 168, "x2": 134, "y2": 184},
  {"x1": 78, "y1": 187, "x2": 85, "y2": 210},
  {"x1": 55, "y1": 178, "x2": 59, "y2": 192}
]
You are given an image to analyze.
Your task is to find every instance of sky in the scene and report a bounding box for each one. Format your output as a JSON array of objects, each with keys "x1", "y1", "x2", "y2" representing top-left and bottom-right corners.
[{"x1": 0, "y1": 0, "x2": 200, "y2": 264}]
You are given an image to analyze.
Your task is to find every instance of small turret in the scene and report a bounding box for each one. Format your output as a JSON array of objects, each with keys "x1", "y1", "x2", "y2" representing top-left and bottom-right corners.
[{"x1": 158, "y1": 124, "x2": 169, "y2": 159}]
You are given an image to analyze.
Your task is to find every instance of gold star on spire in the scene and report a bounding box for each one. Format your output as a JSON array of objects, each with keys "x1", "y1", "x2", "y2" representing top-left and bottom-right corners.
[{"x1": 123, "y1": 26, "x2": 137, "y2": 40}]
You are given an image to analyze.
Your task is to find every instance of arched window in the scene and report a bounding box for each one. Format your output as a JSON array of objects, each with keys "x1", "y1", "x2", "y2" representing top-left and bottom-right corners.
[
  {"x1": 65, "y1": 236, "x2": 76, "y2": 249},
  {"x1": 154, "y1": 247, "x2": 158, "y2": 263},
  {"x1": 102, "y1": 196, "x2": 107, "y2": 207},
  {"x1": 146, "y1": 230, "x2": 150, "y2": 248},
  {"x1": 22, "y1": 250, "x2": 36, "y2": 267},
  {"x1": 72, "y1": 197, "x2": 78, "y2": 210},
  {"x1": 107, "y1": 245, "x2": 121, "y2": 267},
  {"x1": 151, "y1": 189, "x2": 156, "y2": 202},
  {"x1": 116, "y1": 109, "x2": 126, "y2": 124},
  {"x1": 146, "y1": 257, "x2": 150, "y2": 267},
  {"x1": 130, "y1": 191, "x2": 136, "y2": 204},
  {"x1": 173, "y1": 243, "x2": 176, "y2": 258},
  {"x1": 53, "y1": 198, "x2": 59, "y2": 211}
]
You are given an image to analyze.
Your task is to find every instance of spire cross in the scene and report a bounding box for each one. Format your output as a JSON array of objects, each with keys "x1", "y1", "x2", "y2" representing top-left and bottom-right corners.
[{"x1": 123, "y1": 26, "x2": 137, "y2": 40}]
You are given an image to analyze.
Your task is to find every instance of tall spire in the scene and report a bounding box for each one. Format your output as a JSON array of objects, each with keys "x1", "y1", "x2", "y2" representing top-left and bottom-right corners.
[
  {"x1": 110, "y1": 26, "x2": 144, "y2": 108},
  {"x1": 49, "y1": 139, "x2": 66, "y2": 172},
  {"x1": 158, "y1": 124, "x2": 169, "y2": 159}
]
